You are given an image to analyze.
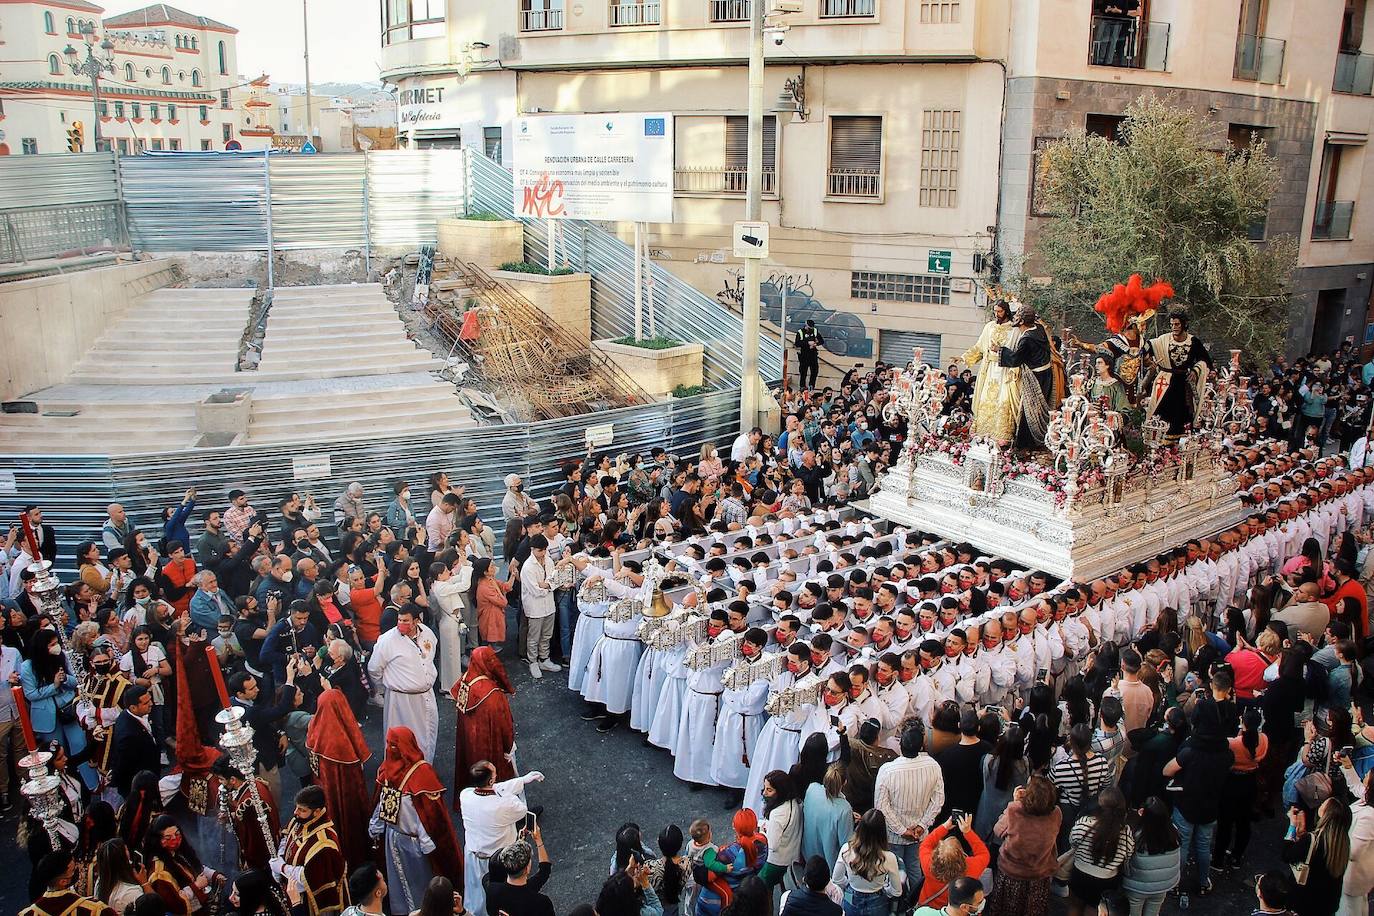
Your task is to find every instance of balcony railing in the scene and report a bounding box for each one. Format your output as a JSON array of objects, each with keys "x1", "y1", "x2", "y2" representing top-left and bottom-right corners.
[
  {"x1": 673, "y1": 166, "x2": 776, "y2": 195},
  {"x1": 1234, "y1": 33, "x2": 1285, "y2": 83},
  {"x1": 826, "y1": 168, "x2": 881, "y2": 198},
  {"x1": 1334, "y1": 49, "x2": 1374, "y2": 95},
  {"x1": 1088, "y1": 15, "x2": 1169, "y2": 71},
  {"x1": 820, "y1": 0, "x2": 875, "y2": 17},
  {"x1": 520, "y1": 7, "x2": 564, "y2": 31},
  {"x1": 610, "y1": 0, "x2": 660, "y2": 24},
  {"x1": 710, "y1": 0, "x2": 750, "y2": 22},
  {"x1": 1313, "y1": 200, "x2": 1355, "y2": 240}
]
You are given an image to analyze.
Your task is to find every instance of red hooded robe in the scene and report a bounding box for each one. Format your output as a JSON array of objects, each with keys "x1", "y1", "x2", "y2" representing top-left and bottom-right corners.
[
  {"x1": 173, "y1": 638, "x2": 222, "y2": 817},
  {"x1": 373, "y1": 726, "x2": 464, "y2": 887},
  {"x1": 449, "y1": 646, "x2": 516, "y2": 810},
  {"x1": 304, "y1": 688, "x2": 372, "y2": 870}
]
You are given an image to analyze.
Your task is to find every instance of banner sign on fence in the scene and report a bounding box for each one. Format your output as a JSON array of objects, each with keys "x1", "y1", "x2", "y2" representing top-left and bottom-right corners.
[{"x1": 511, "y1": 113, "x2": 673, "y2": 223}]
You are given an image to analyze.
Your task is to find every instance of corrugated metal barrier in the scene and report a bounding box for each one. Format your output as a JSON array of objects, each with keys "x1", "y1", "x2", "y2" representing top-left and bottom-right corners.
[
  {"x1": 121, "y1": 152, "x2": 271, "y2": 252},
  {"x1": 367, "y1": 149, "x2": 466, "y2": 248},
  {"x1": 0, "y1": 389, "x2": 741, "y2": 580},
  {"x1": 0, "y1": 152, "x2": 118, "y2": 211},
  {"x1": 466, "y1": 151, "x2": 783, "y2": 388},
  {"x1": 269, "y1": 154, "x2": 367, "y2": 250}
]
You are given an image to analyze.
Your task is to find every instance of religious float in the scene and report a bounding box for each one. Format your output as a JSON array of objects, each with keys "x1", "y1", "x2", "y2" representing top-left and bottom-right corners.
[{"x1": 863, "y1": 278, "x2": 1254, "y2": 581}]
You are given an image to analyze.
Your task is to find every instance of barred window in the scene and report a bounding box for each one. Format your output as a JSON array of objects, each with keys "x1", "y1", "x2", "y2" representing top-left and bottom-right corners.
[
  {"x1": 920, "y1": 1, "x2": 959, "y2": 22},
  {"x1": 851, "y1": 271, "x2": 950, "y2": 305},
  {"x1": 920, "y1": 109, "x2": 960, "y2": 208}
]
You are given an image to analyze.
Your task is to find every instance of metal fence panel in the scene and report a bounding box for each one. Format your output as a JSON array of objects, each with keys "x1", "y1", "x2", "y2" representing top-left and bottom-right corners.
[
  {"x1": 269, "y1": 154, "x2": 368, "y2": 250},
  {"x1": 467, "y1": 151, "x2": 782, "y2": 388},
  {"x1": 1, "y1": 203, "x2": 123, "y2": 264},
  {"x1": 1, "y1": 390, "x2": 738, "y2": 579},
  {"x1": 367, "y1": 150, "x2": 466, "y2": 248},
  {"x1": 0, "y1": 152, "x2": 118, "y2": 211},
  {"x1": 121, "y1": 152, "x2": 270, "y2": 251}
]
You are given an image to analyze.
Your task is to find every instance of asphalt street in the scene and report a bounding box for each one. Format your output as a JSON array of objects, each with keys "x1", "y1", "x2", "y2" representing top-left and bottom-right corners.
[{"x1": 0, "y1": 632, "x2": 1291, "y2": 914}]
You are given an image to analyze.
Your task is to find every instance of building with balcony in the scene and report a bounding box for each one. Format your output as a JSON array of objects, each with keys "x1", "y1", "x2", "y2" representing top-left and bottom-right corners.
[
  {"x1": 999, "y1": 0, "x2": 1374, "y2": 357},
  {"x1": 0, "y1": 3, "x2": 262, "y2": 156},
  {"x1": 381, "y1": 0, "x2": 1011, "y2": 367}
]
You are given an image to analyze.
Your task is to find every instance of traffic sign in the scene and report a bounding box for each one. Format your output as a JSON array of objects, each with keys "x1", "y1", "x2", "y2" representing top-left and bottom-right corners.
[
  {"x1": 733, "y1": 221, "x2": 769, "y2": 259},
  {"x1": 927, "y1": 249, "x2": 951, "y2": 275},
  {"x1": 300, "y1": 140, "x2": 317, "y2": 155}
]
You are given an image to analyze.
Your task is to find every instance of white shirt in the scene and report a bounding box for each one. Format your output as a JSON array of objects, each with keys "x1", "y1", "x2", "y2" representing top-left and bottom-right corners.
[
  {"x1": 460, "y1": 774, "x2": 541, "y2": 856},
  {"x1": 431, "y1": 568, "x2": 471, "y2": 620},
  {"x1": 520, "y1": 554, "x2": 556, "y2": 619},
  {"x1": 731, "y1": 432, "x2": 755, "y2": 462},
  {"x1": 368, "y1": 623, "x2": 439, "y2": 691}
]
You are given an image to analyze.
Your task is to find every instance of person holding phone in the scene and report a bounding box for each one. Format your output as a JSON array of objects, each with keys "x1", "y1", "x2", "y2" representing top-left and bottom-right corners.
[{"x1": 485, "y1": 829, "x2": 553, "y2": 916}]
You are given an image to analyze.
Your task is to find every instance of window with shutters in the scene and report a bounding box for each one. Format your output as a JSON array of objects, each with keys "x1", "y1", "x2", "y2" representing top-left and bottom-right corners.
[
  {"x1": 674, "y1": 115, "x2": 778, "y2": 196},
  {"x1": 919, "y1": 1, "x2": 959, "y2": 22},
  {"x1": 919, "y1": 109, "x2": 960, "y2": 208},
  {"x1": 827, "y1": 115, "x2": 882, "y2": 198},
  {"x1": 851, "y1": 271, "x2": 950, "y2": 304}
]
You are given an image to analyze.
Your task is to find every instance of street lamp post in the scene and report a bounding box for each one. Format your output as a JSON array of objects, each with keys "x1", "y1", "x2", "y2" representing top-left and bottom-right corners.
[
  {"x1": 739, "y1": 0, "x2": 765, "y2": 433},
  {"x1": 64, "y1": 23, "x2": 115, "y2": 151}
]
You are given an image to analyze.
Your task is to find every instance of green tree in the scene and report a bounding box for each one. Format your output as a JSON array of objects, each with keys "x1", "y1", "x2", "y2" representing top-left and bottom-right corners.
[{"x1": 1015, "y1": 94, "x2": 1297, "y2": 363}]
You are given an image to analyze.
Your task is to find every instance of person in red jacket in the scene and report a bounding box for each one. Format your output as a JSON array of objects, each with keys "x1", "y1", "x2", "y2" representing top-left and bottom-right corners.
[
  {"x1": 1324, "y1": 559, "x2": 1368, "y2": 643},
  {"x1": 1225, "y1": 627, "x2": 1282, "y2": 700},
  {"x1": 916, "y1": 813, "x2": 990, "y2": 910},
  {"x1": 157, "y1": 541, "x2": 198, "y2": 617}
]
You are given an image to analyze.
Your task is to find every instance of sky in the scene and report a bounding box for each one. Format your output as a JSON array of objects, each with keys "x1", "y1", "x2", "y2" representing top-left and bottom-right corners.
[{"x1": 101, "y1": 0, "x2": 382, "y2": 85}]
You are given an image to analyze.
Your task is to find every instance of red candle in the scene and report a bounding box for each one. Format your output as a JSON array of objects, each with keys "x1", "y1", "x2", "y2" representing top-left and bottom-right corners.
[
  {"x1": 205, "y1": 645, "x2": 231, "y2": 709},
  {"x1": 12, "y1": 686, "x2": 36, "y2": 753}
]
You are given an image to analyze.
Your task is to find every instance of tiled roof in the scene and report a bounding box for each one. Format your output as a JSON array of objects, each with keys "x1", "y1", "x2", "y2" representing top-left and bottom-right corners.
[{"x1": 102, "y1": 3, "x2": 235, "y2": 32}]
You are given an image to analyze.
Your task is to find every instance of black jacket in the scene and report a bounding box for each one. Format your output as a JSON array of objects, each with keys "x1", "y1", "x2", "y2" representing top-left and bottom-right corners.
[
  {"x1": 231, "y1": 685, "x2": 298, "y2": 771},
  {"x1": 782, "y1": 888, "x2": 842, "y2": 916},
  {"x1": 110, "y1": 709, "x2": 162, "y2": 796}
]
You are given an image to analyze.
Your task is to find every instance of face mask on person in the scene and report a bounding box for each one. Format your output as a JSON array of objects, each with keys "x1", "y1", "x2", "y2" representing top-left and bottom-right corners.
[
  {"x1": 135, "y1": 595, "x2": 151, "y2": 606},
  {"x1": 163, "y1": 835, "x2": 182, "y2": 853},
  {"x1": 875, "y1": 668, "x2": 895, "y2": 687},
  {"x1": 944, "y1": 643, "x2": 960, "y2": 658},
  {"x1": 280, "y1": 571, "x2": 293, "y2": 582},
  {"x1": 400, "y1": 489, "x2": 410, "y2": 502},
  {"x1": 48, "y1": 643, "x2": 63, "y2": 656},
  {"x1": 823, "y1": 690, "x2": 843, "y2": 708}
]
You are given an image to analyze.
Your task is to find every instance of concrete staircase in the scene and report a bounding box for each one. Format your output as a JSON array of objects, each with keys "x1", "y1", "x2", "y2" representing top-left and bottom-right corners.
[
  {"x1": 65, "y1": 288, "x2": 251, "y2": 385},
  {"x1": 254, "y1": 284, "x2": 444, "y2": 381},
  {"x1": 1, "y1": 283, "x2": 478, "y2": 455}
]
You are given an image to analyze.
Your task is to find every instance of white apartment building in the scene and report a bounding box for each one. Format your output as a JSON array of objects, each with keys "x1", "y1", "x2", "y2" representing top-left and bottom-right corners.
[
  {"x1": 379, "y1": 0, "x2": 1374, "y2": 361},
  {"x1": 0, "y1": 2, "x2": 261, "y2": 156}
]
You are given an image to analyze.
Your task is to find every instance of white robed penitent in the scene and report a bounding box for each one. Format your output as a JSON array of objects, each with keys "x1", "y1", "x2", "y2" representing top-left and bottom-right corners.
[
  {"x1": 368, "y1": 623, "x2": 441, "y2": 760},
  {"x1": 582, "y1": 576, "x2": 649, "y2": 714}
]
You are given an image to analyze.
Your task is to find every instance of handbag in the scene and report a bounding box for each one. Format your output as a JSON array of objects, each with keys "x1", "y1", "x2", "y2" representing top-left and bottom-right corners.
[
  {"x1": 1291, "y1": 833, "x2": 1316, "y2": 887},
  {"x1": 1055, "y1": 847, "x2": 1076, "y2": 883}
]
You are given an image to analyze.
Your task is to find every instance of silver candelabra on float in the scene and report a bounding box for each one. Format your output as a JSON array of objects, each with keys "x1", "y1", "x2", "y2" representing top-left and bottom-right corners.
[
  {"x1": 216, "y1": 705, "x2": 280, "y2": 862},
  {"x1": 1197, "y1": 349, "x2": 1255, "y2": 448},
  {"x1": 1044, "y1": 373, "x2": 1120, "y2": 510},
  {"x1": 881, "y1": 347, "x2": 949, "y2": 499}
]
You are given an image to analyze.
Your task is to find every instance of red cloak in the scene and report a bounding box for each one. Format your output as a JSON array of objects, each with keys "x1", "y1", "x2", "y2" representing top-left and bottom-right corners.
[
  {"x1": 304, "y1": 688, "x2": 372, "y2": 870},
  {"x1": 173, "y1": 638, "x2": 221, "y2": 815},
  {"x1": 449, "y1": 646, "x2": 517, "y2": 810},
  {"x1": 374, "y1": 726, "x2": 464, "y2": 887}
]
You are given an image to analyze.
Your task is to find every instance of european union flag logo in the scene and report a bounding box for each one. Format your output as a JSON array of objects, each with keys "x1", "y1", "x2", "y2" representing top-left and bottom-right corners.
[{"x1": 644, "y1": 118, "x2": 665, "y2": 136}]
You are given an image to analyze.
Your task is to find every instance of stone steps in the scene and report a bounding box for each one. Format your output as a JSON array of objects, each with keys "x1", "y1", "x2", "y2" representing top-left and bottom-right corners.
[{"x1": 248, "y1": 412, "x2": 473, "y2": 444}]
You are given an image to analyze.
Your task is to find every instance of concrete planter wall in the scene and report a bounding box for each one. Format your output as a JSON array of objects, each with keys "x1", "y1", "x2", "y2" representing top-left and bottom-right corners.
[
  {"x1": 436, "y1": 217, "x2": 524, "y2": 266},
  {"x1": 592, "y1": 339, "x2": 705, "y2": 399},
  {"x1": 491, "y1": 269, "x2": 592, "y2": 343}
]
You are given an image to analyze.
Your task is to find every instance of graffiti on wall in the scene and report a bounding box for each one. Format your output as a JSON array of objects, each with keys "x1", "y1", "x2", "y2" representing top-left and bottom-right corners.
[{"x1": 715, "y1": 269, "x2": 874, "y2": 359}]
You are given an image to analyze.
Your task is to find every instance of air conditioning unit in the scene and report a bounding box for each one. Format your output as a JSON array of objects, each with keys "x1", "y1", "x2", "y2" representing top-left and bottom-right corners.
[{"x1": 771, "y1": 0, "x2": 804, "y2": 13}]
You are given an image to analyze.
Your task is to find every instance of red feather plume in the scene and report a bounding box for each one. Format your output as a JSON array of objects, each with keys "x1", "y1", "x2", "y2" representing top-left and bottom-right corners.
[{"x1": 1093, "y1": 274, "x2": 1174, "y2": 334}]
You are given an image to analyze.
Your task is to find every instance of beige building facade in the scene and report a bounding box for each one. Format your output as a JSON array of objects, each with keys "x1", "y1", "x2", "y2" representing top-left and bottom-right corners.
[
  {"x1": 0, "y1": 2, "x2": 264, "y2": 155},
  {"x1": 382, "y1": 0, "x2": 1012, "y2": 368},
  {"x1": 380, "y1": 0, "x2": 1374, "y2": 362}
]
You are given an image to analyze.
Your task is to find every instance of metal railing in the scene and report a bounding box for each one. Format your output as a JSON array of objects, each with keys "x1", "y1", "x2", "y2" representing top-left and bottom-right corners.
[
  {"x1": 820, "y1": 0, "x2": 874, "y2": 17},
  {"x1": 1, "y1": 202, "x2": 125, "y2": 264},
  {"x1": 673, "y1": 166, "x2": 776, "y2": 195},
  {"x1": 1234, "y1": 33, "x2": 1285, "y2": 83},
  {"x1": 710, "y1": 0, "x2": 749, "y2": 22},
  {"x1": 826, "y1": 168, "x2": 881, "y2": 198},
  {"x1": 1334, "y1": 49, "x2": 1374, "y2": 95},
  {"x1": 1088, "y1": 15, "x2": 1169, "y2": 70},
  {"x1": 609, "y1": 1, "x2": 660, "y2": 25},
  {"x1": 1313, "y1": 200, "x2": 1355, "y2": 241},
  {"x1": 520, "y1": 7, "x2": 564, "y2": 30}
]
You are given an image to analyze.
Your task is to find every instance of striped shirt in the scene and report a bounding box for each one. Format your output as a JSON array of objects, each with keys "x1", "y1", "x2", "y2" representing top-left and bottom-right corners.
[
  {"x1": 874, "y1": 753, "x2": 945, "y2": 846},
  {"x1": 1049, "y1": 753, "x2": 1114, "y2": 807},
  {"x1": 1069, "y1": 816, "x2": 1135, "y2": 878}
]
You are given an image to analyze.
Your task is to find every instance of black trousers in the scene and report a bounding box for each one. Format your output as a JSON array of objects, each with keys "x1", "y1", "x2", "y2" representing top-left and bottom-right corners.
[{"x1": 799, "y1": 357, "x2": 819, "y2": 390}]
